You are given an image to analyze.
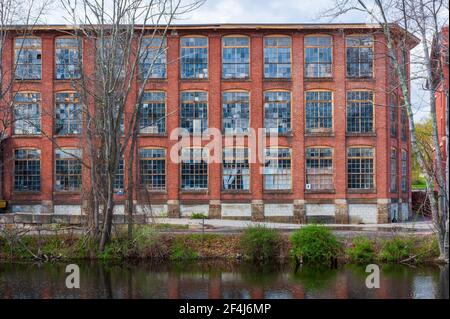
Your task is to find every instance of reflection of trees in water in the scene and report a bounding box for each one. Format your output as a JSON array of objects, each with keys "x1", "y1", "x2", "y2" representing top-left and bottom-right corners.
[{"x1": 291, "y1": 265, "x2": 338, "y2": 292}]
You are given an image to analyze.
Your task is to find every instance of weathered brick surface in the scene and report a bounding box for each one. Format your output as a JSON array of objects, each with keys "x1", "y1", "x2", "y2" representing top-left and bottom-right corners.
[{"x1": 0, "y1": 25, "x2": 413, "y2": 224}]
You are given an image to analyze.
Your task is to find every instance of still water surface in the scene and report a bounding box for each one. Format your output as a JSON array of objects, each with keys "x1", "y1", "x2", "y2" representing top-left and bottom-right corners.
[{"x1": 0, "y1": 261, "x2": 448, "y2": 299}]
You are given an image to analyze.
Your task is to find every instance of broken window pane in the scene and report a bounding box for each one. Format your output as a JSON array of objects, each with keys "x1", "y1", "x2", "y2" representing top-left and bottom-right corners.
[
  {"x1": 181, "y1": 148, "x2": 208, "y2": 190},
  {"x1": 55, "y1": 149, "x2": 82, "y2": 192},
  {"x1": 346, "y1": 36, "x2": 373, "y2": 78},
  {"x1": 305, "y1": 91, "x2": 333, "y2": 133},
  {"x1": 181, "y1": 37, "x2": 208, "y2": 79},
  {"x1": 180, "y1": 91, "x2": 208, "y2": 134},
  {"x1": 264, "y1": 148, "x2": 291, "y2": 190},
  {"x1": 15, "y1": 37, "x2": 42, "y2": 80},
  {"x1": 401, "y1": 150, "x2": 407, "y2": 192},
  {"x1": 223, "y1": 147, "x2": 250, "y2": 190},
  {"x1": 139, "y1": 91, "x2": 166, "y2": 134},
  {"x1": 264, "y1": 91, "x2": 291, "y2": 134},
  {"x1": 139, "y1": 36, "x2": 166, "y2": 79},
  {"x1": 306, "y1": 147, "x2": 333, "y2": 190},
  {"x1": 14, "y1": 92, "x2": 41, "y2": 135},
  {"x1": 222, "y1": 91, "x2": 250, "y2": 134},
  {"x1": 305, "y1": 36, "x2": 332, "y2": 78},
  {"x1": 139, "y1": 148, "x2": 166, "y2": 190},
  {"x1": 14, "y1": 149, "x2": 41, "y2": 192},
  {"x1": 264, "y1": 36, "x2": 291, "y2": 78},
  {"x1": 222, "y1": 36, "x2": 250, "y2": 79},
  {"x1": 55, "y1": 92, "x2": 82, "y2": 135},
  {"x1": 55, "y1": 37, "x2": 81, "y2": 79}
]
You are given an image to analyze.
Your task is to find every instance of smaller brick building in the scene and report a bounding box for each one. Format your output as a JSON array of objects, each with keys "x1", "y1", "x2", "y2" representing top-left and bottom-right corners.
[{"x1": 0, "y1": 23, "x2": 419, "y2": 224}]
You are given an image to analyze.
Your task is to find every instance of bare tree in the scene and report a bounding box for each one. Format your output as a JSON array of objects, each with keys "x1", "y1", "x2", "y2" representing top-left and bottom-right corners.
[
  {"x1": 326, "y1": 0, "x2": 449, "y2": 262},
  {"x1": 0, "y1": 0, "x2": 52, "y2": 200},
  {"x1": 60, "y1": 0, "x2": 204, "y2": 251}
]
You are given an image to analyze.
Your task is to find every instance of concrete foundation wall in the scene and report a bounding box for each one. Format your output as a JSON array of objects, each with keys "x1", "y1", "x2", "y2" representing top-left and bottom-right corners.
[
  {"x1": 348, "y1": 204, "x2": 377, "y2": 224},
  {"x1": 264, "y1": 203, "x2": 293, "y2": 217},
  {"x1": 54, "y1": 205, "x2": 81, "y2": 215},
  {"x1": 135, "y1": 204, "x2": 168, "y2": 217},
  {"x1": 180, "y1": 204, "x2": 209, "y2": 217},
  {"x1": 12, "y1": 205, "x2": 43, "y2": 214},
  {"x1": 221, "y1": 204, "x2": 251, "y2": 217}
]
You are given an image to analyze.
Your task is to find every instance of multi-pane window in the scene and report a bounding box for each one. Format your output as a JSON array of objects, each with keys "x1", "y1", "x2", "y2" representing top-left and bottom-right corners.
[
  {"x1": 139, "y1": 36, "x2": 166, "y2": 79},
  {"x1": 222, "y1": 91, "x2": 250, "y2": 134},
  {"x1": 139, "y1": 91, "x2": 166, "y2": 134},
  {"x1": 180, "y1": 91, "x2": 208, "y2": 134},
  {"x1": 264, "y1": 36, "x2": 291, "y2": 78},
  {"x1": 390, "y1": 94, "x2": 398, "y2": 138},
  {"x1": 264, "y1": 91, "x2": 291, "y2": 134},
  {"x1": 114, "y1": 158, "x2": 124, "y2": 194},
  {"x1": 181, "y1": 148, "x2": 208, "y2": 190},
  {"x1": 305, "y1": 148, "x2": 333, "y2": 191},
  {"x1": 346, "y1": 35, "x2": 373, "y2": 78},
  {"x1": 223, "y1": 148, "x2": 250, "y2": 190},
  {"x1": 97, "y1": 37, "x2": 125, "y2": 78},
  {"x1": 222, "y1": 36, "x2": 250, "y2": 79},
  {"x1": 264, "y1": 148, "x2": 291, "y2": 190},
  {"x1": 55, "y1": 92, "x2": 82, "y2": 135},
  {"x1": 55, "y1": 149, "x2": 82, "y2": 192},
  {"x1": 401, "y1": 150, "x2": 408, "y2": 192},
  {"x1": 180, "y1": 37, "x2": 208, "y2": 79},
  {"x1": 305, "y1": 91, "x2": 333, "y2": 133},
  {"x1": 139, "y1": 148, "x2": 166, "y2": 190},
  {"x1": 401, "y1": 108, "x2": 408, "y2": 141},
  {"x1": 304, "y1": 35, "x2": 332, "y2": 78},
  {"x1": 55, "y1": 37, "x2": 81, "y2": 79},
  {"x1": 346, "y1": 90, "x2": 374, "y2": 133},
  {"x1": 13, "y1": 92, "x2": 41, "y2": 135},
  {"x1": 390, "y1": 148, "x2": 398, "y2": 192},
  {"x1": 15, "y1": 37, "x2": 42, "y2": 80},
  {"x1": 347, "y1": 147, "x2": 374, "y2": 190},
  {"x1": 14, "y1": 149, "x2": 40, "y2": 192}
]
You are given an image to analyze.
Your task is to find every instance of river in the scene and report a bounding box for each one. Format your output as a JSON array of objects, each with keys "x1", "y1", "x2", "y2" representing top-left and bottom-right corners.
[{"x1": 0, "y1": 261, "x2": 448, "y2": 299}]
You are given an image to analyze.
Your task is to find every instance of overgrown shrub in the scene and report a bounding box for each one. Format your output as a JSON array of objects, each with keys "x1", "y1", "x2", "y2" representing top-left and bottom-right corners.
[
  {"x1": 240, "y1": 225, "x2": 281, "y2": 262},
  {"x1": 190, "y1": 213, "x2": 208, "y2": 220},
  {"x1": 346, "y1": 237, "x2": 376, "y2": 263},
  {"x1": 290, "y1": 225, "x2": 341, "y2": 265},
  {"x1": 379, "y1": 237, "x2": 413, "y2": 262},
  {"x1": 170, "y1": 238, "x2": 198, "y2": 260}
]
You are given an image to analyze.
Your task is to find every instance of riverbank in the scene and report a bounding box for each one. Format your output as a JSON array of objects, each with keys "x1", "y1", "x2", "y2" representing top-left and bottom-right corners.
[{"x1": 0, "y1": 224, "x2": 441, "y2": 264}]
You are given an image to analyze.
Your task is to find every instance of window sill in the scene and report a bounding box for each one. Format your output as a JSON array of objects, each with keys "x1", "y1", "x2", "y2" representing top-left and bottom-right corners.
[
  {"x1": 346, "y1": 77, "x2": 375, "y2": 82},
  {"x1": 53, "y1": 191, "x2": 82, "y2": 195},
  {"x1": 138, "y1": 133, "x2": 167, "y2": 137},
  {"x1": 53, "y1": 134, "x2": 82, "y2": 138},
  {"x1": 305, "y1": 189, "x2": 335, "y2": 194},
  {"x1": 12, "y1": 191, "x2": 41, "y2": 195},
  {"x1": 11, "y1": 134, "x2": 42, "y2": 138},
  {"x1": 305, "y1": 132, "x2": 334, "y2": 137},
  {"x1": 138, "y1": 190, "x2": 167, "y2": 195},
  {"x1": 179, "y1": 78, "x2": 209, "y2": 82},
  {"x1": 180, "y1": 190, "x2": 208, "y2": 194},
  {"x1": 14, "y1": 79, "x2": 42, "y2": 82},
  {"x1": 263, "y1": 78, "x2": 291, "y2": 82},
  {"x1": 221, "y1": 78, "x2": 251, "y2": 82},
  {"x1": 221, "y1": 190, "x2": 251, "y2": 194},
  {"x1": 265, "y1": 132, "x2": 293, "y2": 137},
  {"x1": 263, "y1": 190, "x2": 292, "y2": 194},
  {"x1": 347, "y1": 189, "x2": 376, "y2": 194},
  {"x1": 304, "y1": 77, "x2": 334, "y2": 82},
  {"x1": 346, "y1": 133, "x2": 376, "y2": 137},
  {"x1": 139, "y1": 78, "x2": 167, "y2": 82},
  {"x1": 54, "y1": 78, "x2": 80, "y2": 82}
]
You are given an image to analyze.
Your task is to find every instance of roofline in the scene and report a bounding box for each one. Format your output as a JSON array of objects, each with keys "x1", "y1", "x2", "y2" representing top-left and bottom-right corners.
[{"x1": 4, "y1": 22, "x2": 420, "y2": 46}]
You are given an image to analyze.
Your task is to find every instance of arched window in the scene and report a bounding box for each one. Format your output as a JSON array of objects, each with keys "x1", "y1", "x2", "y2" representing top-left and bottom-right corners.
[{"x1": 222, "y1": 36, "x2": 250, "y2": 79}]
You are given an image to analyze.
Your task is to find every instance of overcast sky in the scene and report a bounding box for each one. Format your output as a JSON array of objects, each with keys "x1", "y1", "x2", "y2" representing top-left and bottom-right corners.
[{"x1": 45, "y1": 0, "x2": 430, "y2": 121}]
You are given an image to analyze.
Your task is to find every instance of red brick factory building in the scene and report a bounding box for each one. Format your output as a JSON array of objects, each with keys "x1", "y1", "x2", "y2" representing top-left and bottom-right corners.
[{"x1": 0, "y1": 23, "x2": 419, "y2": 224}]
